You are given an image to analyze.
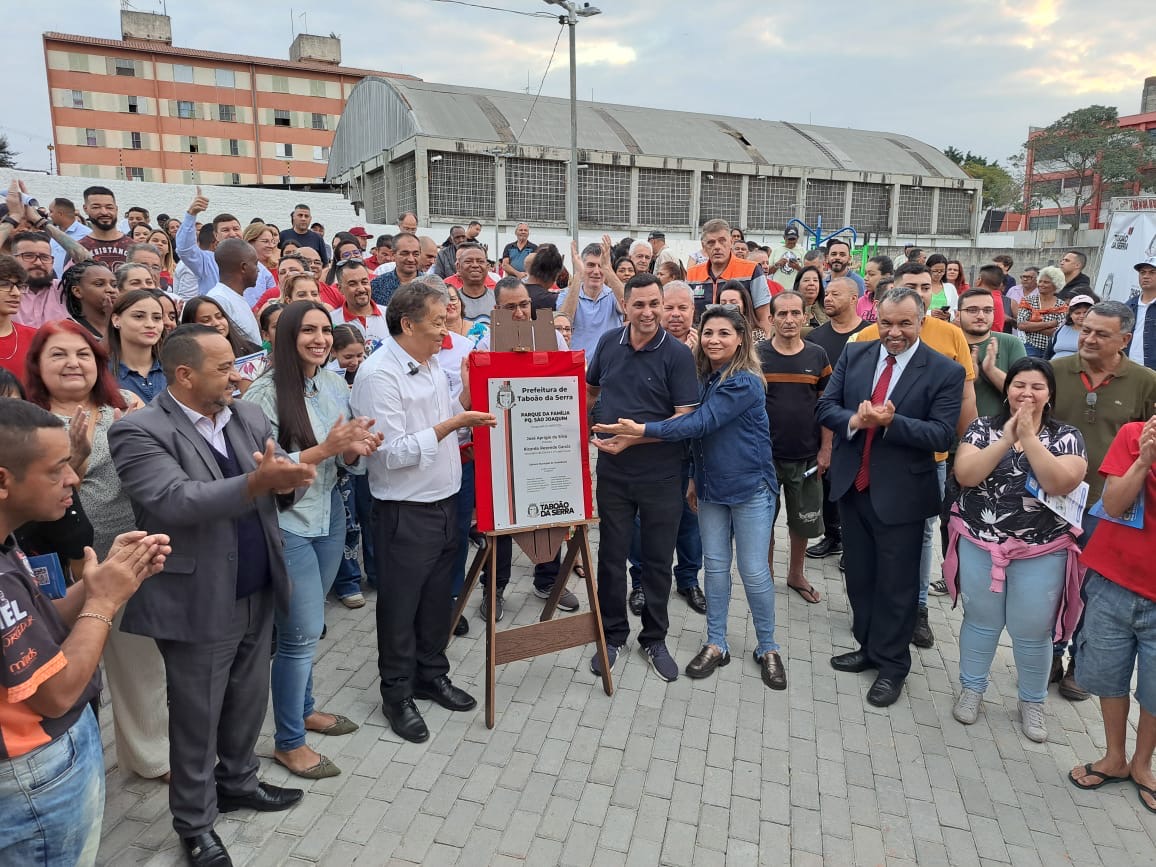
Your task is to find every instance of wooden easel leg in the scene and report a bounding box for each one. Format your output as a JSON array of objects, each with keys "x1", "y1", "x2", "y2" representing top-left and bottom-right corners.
[
  {"x1": 485, "y1": 538, "x2": 498, "y2": 729},
  {"x1": 540, "y1": 532, "x2": 582, "y2": 622},
  {"x1": 577, "y1": 525, "x2": 613, "y2": 696},
  {"x1": 450, "y1": 544, "x2": 488, "y2": 638}
]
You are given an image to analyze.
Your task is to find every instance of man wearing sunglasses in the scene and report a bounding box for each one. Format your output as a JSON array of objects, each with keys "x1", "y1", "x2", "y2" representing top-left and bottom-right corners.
[{"x1": 1051, "y1": 299, "x2": 1156, "y2": 701}]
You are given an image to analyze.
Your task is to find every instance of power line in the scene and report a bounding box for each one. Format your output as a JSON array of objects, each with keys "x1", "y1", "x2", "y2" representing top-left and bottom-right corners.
[
  {"x1": 426, "y1": 0, "x2": 557, "y2": 18},
  {"x1": 516, "y1": 23, "x2": 565, "y2": 143}
]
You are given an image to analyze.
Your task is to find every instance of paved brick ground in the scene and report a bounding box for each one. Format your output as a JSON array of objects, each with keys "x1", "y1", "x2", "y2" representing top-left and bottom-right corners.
[{"x1": 97, "y1": 525, "x2": 1156, "y2": 866}]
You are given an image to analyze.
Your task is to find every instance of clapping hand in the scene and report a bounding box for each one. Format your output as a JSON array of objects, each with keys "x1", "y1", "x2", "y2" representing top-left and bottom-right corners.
[
  {"x1": 68, "y1": 408, "x2": 93, "y2": 472},
  {"x1": 323, "y1": 415, "x2": 383, "y2": 462},
  {"x1": 1140, "y1": 415, "x2": 1156, "y2": 466},
  {"x1": 251, "y1": 439, "x2": 317, "y2": 495},
  {"x1": 853, "y1": 399, "x2": 895, "y2": 430},
  {"x1": 83, "y1": 531, "x2": 172, "y2": 610}
]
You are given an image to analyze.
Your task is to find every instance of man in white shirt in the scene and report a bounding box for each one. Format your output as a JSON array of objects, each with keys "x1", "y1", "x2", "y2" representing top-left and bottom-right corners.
[
  {"x1": 350, "y1": 282, "x2": 494, "y2": 744},
  {"x1": 207, "y1": 239, "x2": 262, "y2": 346}
]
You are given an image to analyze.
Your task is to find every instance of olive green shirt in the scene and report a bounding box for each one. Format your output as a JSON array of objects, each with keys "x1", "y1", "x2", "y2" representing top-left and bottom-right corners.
[
  {"x1": 969, "y1": 332, "x2": 1027, "y2": 418},
  {"x1": 1051, "y1": 353, "x2": 1156, "y2": 501}
]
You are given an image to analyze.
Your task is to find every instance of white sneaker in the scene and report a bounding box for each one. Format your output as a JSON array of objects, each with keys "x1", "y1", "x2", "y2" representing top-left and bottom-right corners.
[
  {"x1": 1019, "y1": 700, "x2": 1048, "y2": 743},
  {"x1": 952, "y1": 688, "x2": 983, "y2": 724}
]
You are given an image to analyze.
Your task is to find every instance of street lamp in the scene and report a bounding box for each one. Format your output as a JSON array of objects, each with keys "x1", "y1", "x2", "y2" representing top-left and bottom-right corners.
[{"x1": 544, "y1": 0, "x2": 601, "y2": 239}]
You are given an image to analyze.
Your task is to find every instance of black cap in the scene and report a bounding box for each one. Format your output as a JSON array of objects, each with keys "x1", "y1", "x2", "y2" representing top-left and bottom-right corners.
[
  {"x1": 647, "y1": 230, "x2": 665, "y2": 241},
  {"x1": 784, "y1": 227, "x2": 799, "y2": 239}
]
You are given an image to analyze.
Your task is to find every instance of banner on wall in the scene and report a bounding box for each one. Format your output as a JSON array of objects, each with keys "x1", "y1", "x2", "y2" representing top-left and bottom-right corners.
[{"x1": 1096, "y1": 197, "x2": 1156, "y2": 303}]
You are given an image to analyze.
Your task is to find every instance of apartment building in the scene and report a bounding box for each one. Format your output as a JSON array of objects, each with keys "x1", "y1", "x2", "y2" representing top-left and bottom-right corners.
[{"x1": 43, "y1": 10, "x2": 415, "y2": 186}]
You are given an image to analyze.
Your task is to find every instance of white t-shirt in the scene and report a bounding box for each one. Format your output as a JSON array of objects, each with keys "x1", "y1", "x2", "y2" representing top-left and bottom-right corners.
[
  {"x1": 207, "y1": 283, "x2": 261, "y2": 345},
  {"x1": 1129, "y1": 298, "x2": 1152, "y2": 366}
]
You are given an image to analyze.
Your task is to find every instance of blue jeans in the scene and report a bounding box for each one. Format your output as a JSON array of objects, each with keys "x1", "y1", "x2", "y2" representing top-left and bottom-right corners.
[
  {"x1": 697, "y1": 484, "x2": 780, "y2": 656},
  {"x1": 1024, "y1": 343, "x2": 1046, "y2": 358},
  {"x1": 0, "y1": 706, "x2": 103, "y2": 866},
  {"x1": 629, "y1": 468, "x2": 702, "y2": 591},
  {"x1": 272, "y1": 487, "x2": 345, "y2": 751},
  {"x1": 957, "y1": 538, "x2": 1066, "y2": 702},
  {"x1": 332, "y1": 472, "x2": 363, "y2": 600},
  {"x1": 354, "y1": 474, "x2": 377, "y2": 588},
  {"x1": 918, "y1": 460, "x2": 948, "y2": 606}
]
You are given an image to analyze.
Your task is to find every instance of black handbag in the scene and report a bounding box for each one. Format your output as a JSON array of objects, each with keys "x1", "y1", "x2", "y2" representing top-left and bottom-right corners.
[{"x1": 14, "y1": 486, "x2": 95, "y2": 574}]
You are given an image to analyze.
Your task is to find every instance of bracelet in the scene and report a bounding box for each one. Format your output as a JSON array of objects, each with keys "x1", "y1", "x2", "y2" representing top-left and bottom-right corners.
[
  {"x1": 76, "y1": 611, "x2": 113, "y2": 629},
  {"x1": 1, "y1": 216, "x2": 18, "y2": 228}
]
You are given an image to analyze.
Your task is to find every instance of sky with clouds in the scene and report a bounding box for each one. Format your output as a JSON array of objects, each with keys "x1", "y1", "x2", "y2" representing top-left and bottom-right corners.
[{"x1": 3, "y1": 0, "x2": 1153, "y2": 174}]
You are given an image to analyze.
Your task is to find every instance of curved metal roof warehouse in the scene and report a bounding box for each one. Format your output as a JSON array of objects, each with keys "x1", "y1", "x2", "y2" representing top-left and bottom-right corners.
[{"x1": 327, "y1": 77, "x2": 981, "y2": 241}]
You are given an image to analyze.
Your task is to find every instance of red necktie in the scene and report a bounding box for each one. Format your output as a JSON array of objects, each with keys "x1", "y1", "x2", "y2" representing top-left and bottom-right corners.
[{"x1": 854, "y1": 354, "x2": 896, "y2": 492}]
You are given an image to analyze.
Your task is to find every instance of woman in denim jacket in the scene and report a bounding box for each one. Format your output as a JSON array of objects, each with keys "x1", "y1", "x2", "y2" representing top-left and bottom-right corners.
[{"x1": 594, "y1": 304, "x2": 784, "y2": 689}]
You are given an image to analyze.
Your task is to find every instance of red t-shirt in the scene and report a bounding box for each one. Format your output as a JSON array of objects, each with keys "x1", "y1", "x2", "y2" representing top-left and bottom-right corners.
[
  {"x1": 990, "y1": 289, "x2": 1006, "y2": 333},
  {"x1": 1081, "y1": 421, "x2": 1156, "y2": 602},
  {"x1": 0, "y1": 323, "x2": 36, "y2": 386}
]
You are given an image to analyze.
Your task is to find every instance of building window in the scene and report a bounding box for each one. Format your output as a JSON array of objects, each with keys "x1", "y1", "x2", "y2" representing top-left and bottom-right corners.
[
  {"x1": 188, "y1": 136, "x2": 200, "y2": 154},
  {"x1": 176, "y1": 100, "x2": 195, "y2": 119},
  {"x1": 274, "y1": 109, "x2": 291, "y2": 127},
  {"x1": 84, "y1": 128, "x2": 98, "y2": 147},
  {"x1": 68, "y1": 53, "x2": 89, "y2": 72},
  {"x1": 275, "y1": 143, "x2": 294, "y2": 159},
  {"x1": 127, "y1": 95, "x2": 139, "y2": 114},
  {"x1": 228, "y1": 138, "x2": 241, "y2": 157},
  {"x1": 230, "y1": 173, "x2": 242, "y2": 186},
  {"x1": 313, "y1": 145, "x2": 330, "y2": 162},
  {"x1": 114, "y1": 58, "x2": 136, "y2": 77},
  {"x1": 309, "y1": 79, "x2": 327, "y2": 97},
  {"x1": 218, "y1": 104, "x2": 236, "y2": 123},
  {"x1": 71, "y1": 90, "x2": 86, "y2": 109},
  {"x1": 311, "y1": 112, "x2": 327, "y2": 131},
  {"x1": 173, "y1": 64, "x2": 194, "y2": 83},
  {"x1": 131, "y1": 131, "x2": 143, "y2": 150},
  {"x1": 127, "y1": 167, "x2": 145, "y2": 182},
  {"x1": 282, "y1": 175, "x2": 291, "y2": 185},
  {"x1": 215, "y1": 68, "x2": 235, "y2": 88},
  {"x1": 272, "y1": 75, "x2": 289, "y2": 93}
]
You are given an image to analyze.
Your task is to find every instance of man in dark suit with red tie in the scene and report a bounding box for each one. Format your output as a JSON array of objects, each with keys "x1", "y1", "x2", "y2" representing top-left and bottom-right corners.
[{"x1": 816, "y1": 287, "x2": 964, "y2": 707}]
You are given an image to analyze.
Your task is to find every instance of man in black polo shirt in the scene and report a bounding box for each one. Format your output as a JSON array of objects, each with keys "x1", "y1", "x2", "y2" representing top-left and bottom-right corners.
[
  {"x1": 805, "y1": 276, "x2": 869, "y2": 562},
  {"x1": 758, "y1": 291, "x2": 832, "y2": 604},
  {"x1": 588, "y1": 273, "x2": 699, "y2": 682}
]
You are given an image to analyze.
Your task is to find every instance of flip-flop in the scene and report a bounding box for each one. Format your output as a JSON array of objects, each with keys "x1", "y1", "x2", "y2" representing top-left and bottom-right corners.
[
  {"x1": 1134, "y1": 779, "x2": 1156, "y2": 814},
  {"x1": 1067, "y1": 763, "x2": 1130, "y2": 790},
  {"x1": 787, "y1": 583, "x2": 821, "y2": 604}
]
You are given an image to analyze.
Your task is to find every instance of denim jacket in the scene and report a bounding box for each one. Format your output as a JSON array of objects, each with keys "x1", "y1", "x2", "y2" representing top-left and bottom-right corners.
[
  {"x1": 1126, "y1": 294, "x2": 1156, "y2": 371},
  {"x1": 243, "y1": 368, "x2": 364, "y2": 537},
  {"x1": 645, "y1": 368, "x2": 778, "y2": 506}
]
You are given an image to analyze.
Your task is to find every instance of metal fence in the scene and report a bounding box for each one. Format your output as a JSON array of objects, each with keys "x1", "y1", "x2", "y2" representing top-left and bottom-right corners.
[
  {"x1": 937, "y1": 188, "x2": 972, "y2": 235},
  {"x1": 578, "y1": 164, "x2": 630, "y2": 225},
  {"x1": 805, "y1": 179, "x2": 846, "y2": 228},
  {"x1": 428, "y1": 151, "x2": 495, "y2": 220},
  {"x1": 639, "y1": 168, "x2": 692, "y2": 227},
  {"x1": 391, "y1": 155, "x2": 416, "y2": 222},
  {"x1": 699, "y1": 172, "x2": 742, "y2": 226},
  {"x1": 506, "y1": 158, "x2": 566, "y2": 223},
  {"x1": 747, "y1": 176, "x2": 797, "y2": 231},
  {"x1": 850, "y1": 183, "x2": 890, "y2": 233},
  {"x1": 897, "y1": 186, "x2": 933, "y2": 235}
]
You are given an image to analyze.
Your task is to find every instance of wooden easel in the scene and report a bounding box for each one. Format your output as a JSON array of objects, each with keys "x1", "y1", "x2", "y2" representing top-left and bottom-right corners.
[{"x1": 450, "y1": 520, "x2": 613, "y2": 728}]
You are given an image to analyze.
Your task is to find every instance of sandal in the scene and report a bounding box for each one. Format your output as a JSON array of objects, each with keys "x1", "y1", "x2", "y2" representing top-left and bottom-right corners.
[
  {"x1": 787, "y1": 582, "x2": 821, "y2": 604},
  {"x1": 307, "y1": 713, "x2": 359, "y2": 736},
  {"x1": 273, "y1": 753, "x2": 341, "y2": 780},
  {"x1": 1067, "y1": 763, "x2": 1130, "y2": 790},
  {"x1": 573, "y1": 563, "x2": 587, "y2": 580},
  {"x1": 1134, "y1": 779, "x2": 1156, "y2": 814}
]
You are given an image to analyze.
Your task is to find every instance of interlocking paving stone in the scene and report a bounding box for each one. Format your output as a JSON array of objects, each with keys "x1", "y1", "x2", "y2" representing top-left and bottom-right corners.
[{"x1": 94, "y1": 525, "x2": 1151, "y2": 865}]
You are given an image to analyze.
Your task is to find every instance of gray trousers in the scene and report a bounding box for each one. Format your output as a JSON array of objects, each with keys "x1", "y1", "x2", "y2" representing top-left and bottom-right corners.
[{"x1": 155, "y1": 589, "x2": 274, "y2": 837}]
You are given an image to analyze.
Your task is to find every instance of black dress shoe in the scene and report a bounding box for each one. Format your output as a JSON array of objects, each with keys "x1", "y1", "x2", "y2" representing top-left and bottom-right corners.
[
  {"x1": 866, "y1": 676, "x2": 904, "y2": 707},
  {"x1": 413, "y1": 675, "x2": 477, "y2": 712},
  {"x1": 181, "y1": 830, "x2": 232, "y2": 867},
  {"x1": 911, "y1": 605, "x2": 934, "y2": 649},
  {"x1": 453, "y1": 614, "x2": 469, "y2": 637},
  {"x1": 382, "y1": 697, "x2": 429, "y2": 743},
  {"x1": 678, "y1": 585, "x2": 708, "y2": 614},
  {"x1": 628, "y1": 587, "x2": 646, "y2": 616},
  {"x1": 216, "y1": 782, "x2": 303, "y2": 813},
  {"x1": 806, "y1": 537, "x2": 842, "y2": 558},
  {"x1": 830, "y1": 650, "x2": 875, "y2": 673}
]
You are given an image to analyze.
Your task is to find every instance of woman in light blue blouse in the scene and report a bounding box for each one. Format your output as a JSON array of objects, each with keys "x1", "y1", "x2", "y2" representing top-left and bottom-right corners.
[{"x1": 244, "y1": 300, "x2": 382, "y2": 779}]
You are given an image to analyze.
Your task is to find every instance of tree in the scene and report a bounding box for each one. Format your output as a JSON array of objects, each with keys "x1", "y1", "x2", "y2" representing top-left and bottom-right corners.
[
  {"x1": 943, "y1": 146, "x2": 1022, "y2": 209},
  {"x1": 1025, "y1": 105, "x2": 1153, "y2": 232},
  {"x1": 0, "y1": 135, "x2": 17, "y2": 169}
]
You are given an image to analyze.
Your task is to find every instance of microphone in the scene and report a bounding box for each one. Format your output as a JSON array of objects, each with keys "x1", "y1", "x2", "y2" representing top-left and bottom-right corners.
[{"x1": 407, "y1": 362, "x2": 420, "y2": 376}]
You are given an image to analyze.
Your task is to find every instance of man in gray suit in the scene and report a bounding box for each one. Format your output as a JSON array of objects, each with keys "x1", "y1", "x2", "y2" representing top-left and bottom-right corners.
[{"x1": 109, "y1": 324, "x2": 317, "y2": 867}]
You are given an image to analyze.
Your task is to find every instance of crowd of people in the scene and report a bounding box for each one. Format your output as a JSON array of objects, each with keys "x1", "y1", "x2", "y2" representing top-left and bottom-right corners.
[{"x1": 2, "y1": 175, "x2": 1156, "y2": 866}]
